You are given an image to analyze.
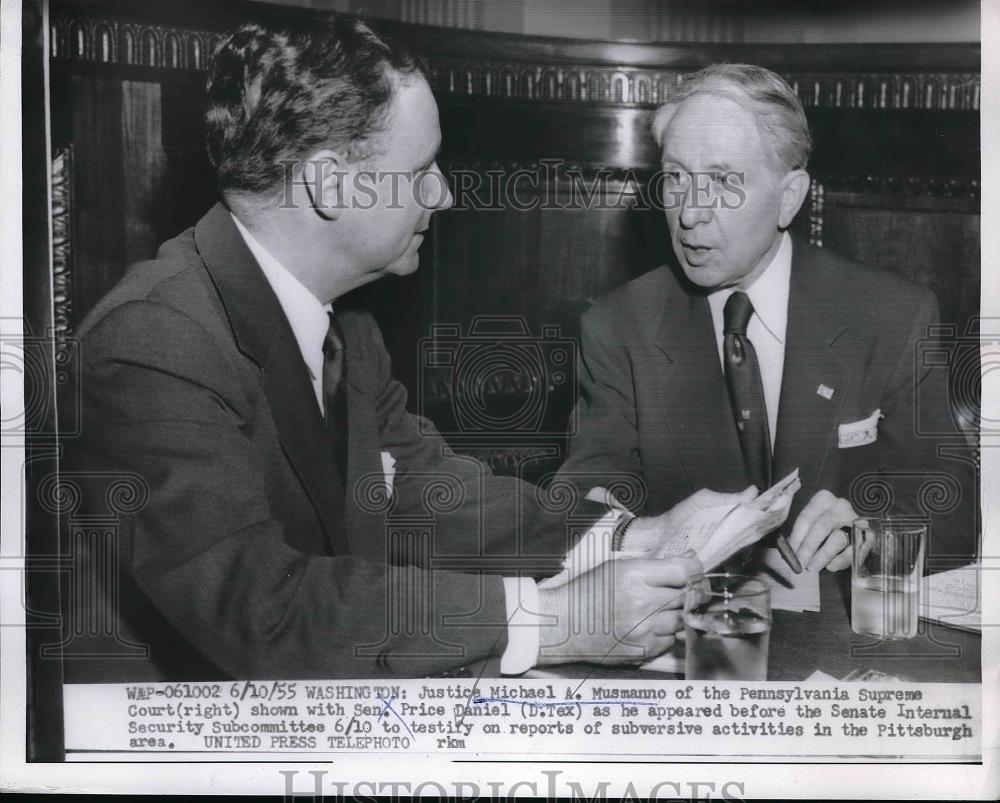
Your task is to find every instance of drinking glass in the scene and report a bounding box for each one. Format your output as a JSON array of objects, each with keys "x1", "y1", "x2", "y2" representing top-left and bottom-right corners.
[
  {"x1": 684, "y1": 573, "x2": 771, "y2": 680},
  {"x1": 851, "y1": 518, "x2": 926, "y2": 639}
]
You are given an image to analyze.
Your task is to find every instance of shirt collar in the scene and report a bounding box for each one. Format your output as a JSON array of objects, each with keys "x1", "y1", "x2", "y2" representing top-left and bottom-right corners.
[
  {"x1": 230, "y1": 213, "x2": 331, "y2": 382},
  {"x1": 707, "y1": 231, "x2": 792, "y2": 345}
]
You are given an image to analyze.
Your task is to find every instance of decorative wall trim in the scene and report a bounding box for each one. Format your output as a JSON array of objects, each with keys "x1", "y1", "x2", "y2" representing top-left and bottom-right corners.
[
  {"x1": 396, "y1": 0, "x2": 477, "y2": 30},
  {"x1": 50, "y1": 14, "x2": 220, "y2": 69},
  {"x1": 431, "y1": 63, "x2": 980, "y2": 110},
  {"x1": 51, "y1": 147, "x2": 74, "y2": 348},
  {"x1": 49, "y1": 11, "x2": 980, "y2": 111},
  {"x1": 440, "y1": 160, "x2": 982, "y2": 200},
  {"x1": 432, "y1": 62, "x2": 685, "y2": 104},
  {"x1": 817, "y1": 175, "x2": 980, "y2": 199}
]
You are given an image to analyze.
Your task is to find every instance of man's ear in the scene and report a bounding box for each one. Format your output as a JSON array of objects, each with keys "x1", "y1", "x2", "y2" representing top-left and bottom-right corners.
[
  {"x1": 301, "y1": 149, "x2": 345, "y2": 220},
  {"x1": 778, "y1": 169, "x2": 810, "y2": 230}
]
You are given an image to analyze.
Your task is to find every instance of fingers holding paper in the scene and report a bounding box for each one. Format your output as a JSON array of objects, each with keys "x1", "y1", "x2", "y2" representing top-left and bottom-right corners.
[
  {"x1": 628, "y1": 486, "x2": 760, "y2": 555},
  {"x1": 661, "y1": 487, "x2": 759, "y2": 528},
  {"x1": 687, "y1": 477, "x2": 800, "y2": 570}
]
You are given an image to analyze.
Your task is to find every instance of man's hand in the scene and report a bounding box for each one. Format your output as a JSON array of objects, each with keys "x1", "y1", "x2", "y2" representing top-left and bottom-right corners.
[
  {"x1": 535, "y1": 555, "x2": 702, "y2": 666},
  {"x1": 623, "y1": 486, "x2": 796, "y2": 571},
  {"x1": 787, "y1": 489, "x2": 855, "y2": 572},
  {"x1": 693, "y1": 486, "x2": 796, "y2": 570},
  {"x1": 624, "y1": 487, "x2": 759, "y2": 554}
]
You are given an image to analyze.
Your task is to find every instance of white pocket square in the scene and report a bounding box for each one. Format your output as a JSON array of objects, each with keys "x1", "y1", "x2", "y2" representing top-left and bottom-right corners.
[
  {"x1": 838, "y1": 409, "x2": 883, "y2": 449},
  {"x1": 380, "y1": 450, "x2": 396, "y2": 496}
]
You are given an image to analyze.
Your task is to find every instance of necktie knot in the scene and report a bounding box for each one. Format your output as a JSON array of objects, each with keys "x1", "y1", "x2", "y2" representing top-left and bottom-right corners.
[{"x1": 723, "y1": 291, "x2": 754, "y2": 336}]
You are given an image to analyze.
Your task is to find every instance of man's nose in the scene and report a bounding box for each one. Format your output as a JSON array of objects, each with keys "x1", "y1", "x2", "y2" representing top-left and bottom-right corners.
[
  {"x1": 427, "y1": 164, "x2": 453, "y2": 212},
  {"x1": 438, "y1": 181, "x2": 454, "y2": 212},
  {"x1": 678, "y1": 183, "x2": 711, "y2": 228}
]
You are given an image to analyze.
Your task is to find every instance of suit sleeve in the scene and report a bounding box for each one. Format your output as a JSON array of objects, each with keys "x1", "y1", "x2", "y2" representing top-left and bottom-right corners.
[
  {"x1": 874, "y1": 290, "x2": 978, "y2": 562},
  {"x1": 71, "y1": 301, "x2": 510, "y2": 679},
  {"x1": 555, "y1": 306, "x2": 649, "y2": 514},
  {"x1": 359, "y1": 314, "x2": 606, "y2": 577}
]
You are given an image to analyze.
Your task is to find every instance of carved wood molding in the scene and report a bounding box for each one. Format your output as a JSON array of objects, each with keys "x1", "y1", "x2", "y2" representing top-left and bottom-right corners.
[
  {"x1": 439, "y1": 160, "x2": 981, "y2": 199},
  {"x1": 430, "y1": 62, "x2": 979, "y2": 110},
  {"x1": 818, "y1": 175, "x2": 980, "y2": 199},
  {"x1": 51, "y1": 147, "x2": 74, "y2": 348},
  {"x1": 50, "y1": 13, "x2": 220, "y2": 70},
  {"x1": 49, "y1": 10, "x2": 980, "y2": 111}
]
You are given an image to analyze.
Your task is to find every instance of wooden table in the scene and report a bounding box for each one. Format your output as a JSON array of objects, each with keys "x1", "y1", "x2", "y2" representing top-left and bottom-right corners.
[
  {"x1": 766, "y1": 571, "x2": 979, "y2": 683},
  {"x1": 476, "y1": 572, "x2": 981, "y2": 683}
]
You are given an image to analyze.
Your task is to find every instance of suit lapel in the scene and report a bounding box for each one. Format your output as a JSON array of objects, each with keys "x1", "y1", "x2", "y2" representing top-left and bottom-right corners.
[
  {"x1": 772, "y1": 243, "x2": 852, "y2": 498},
  {"x1": 654, "y1": 279, "x2": 747, "y2": 493},
  {"x1": 195, "y1": 204, "x2": 348, "y2": 554}
]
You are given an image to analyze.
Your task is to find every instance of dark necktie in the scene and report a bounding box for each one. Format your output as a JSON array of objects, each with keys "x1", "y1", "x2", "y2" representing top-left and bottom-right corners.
[
  {"x1": 323, "y1": 312, "x2": 349, "y2": 488},
  {"x1": 723, "y1": 291, "x2": 771, "y2": 491}
]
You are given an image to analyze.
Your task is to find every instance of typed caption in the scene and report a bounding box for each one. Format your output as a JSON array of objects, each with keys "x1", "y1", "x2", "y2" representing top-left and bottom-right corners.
[{"x1": 63, "y1": 679, "x2": 981, "y2": 761}]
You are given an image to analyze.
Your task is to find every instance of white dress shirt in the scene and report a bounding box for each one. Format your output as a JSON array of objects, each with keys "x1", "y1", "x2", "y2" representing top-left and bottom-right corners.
[
  {"x1": 230, "y1": 214, "x2": 628, "y2": 673},
  {"x1": 231, "y1": 214, "x2": 332, "y2": 412},
  {"x1": 707, "y1": 232, "x2": 793, "y2": 450}
]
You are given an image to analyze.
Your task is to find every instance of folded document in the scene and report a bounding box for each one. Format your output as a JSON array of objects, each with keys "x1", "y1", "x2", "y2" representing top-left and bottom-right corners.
[{"x1": 921, "y1": 565, "x2": 981, "y2": 631}]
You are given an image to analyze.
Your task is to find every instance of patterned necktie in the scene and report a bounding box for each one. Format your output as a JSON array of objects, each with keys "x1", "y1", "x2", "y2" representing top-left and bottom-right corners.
[
  {"x1": 723, "y1": 291, "x2": 771, "y2": 491},
  {"x1": 323, "y1": 312, "x2": 349, "y2": 488}
]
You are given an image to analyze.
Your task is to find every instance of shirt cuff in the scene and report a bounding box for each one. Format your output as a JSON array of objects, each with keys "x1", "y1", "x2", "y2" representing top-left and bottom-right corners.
[
  {"x1": 538, "y1": 510, "x2": 646, "y2": 590},
  {"x1": 500, "y1": 576, "x2": 541, "y2": 675}
]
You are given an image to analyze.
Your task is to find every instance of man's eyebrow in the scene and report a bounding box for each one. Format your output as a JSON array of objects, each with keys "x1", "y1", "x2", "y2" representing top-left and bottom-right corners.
[
  {"x1": 660, "y1": 153, "x2": 685, "y2": 168},
  {"x1": 660, "y1": 156, "x2": 736, "y2": 173}
]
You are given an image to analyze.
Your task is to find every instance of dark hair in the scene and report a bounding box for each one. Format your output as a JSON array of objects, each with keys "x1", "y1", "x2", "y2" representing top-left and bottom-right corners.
[
  {"x1": 205, "y1": 14, "x2": 428, "y2": 196},
  {"x1": 652, "y1": 63, "x2": 812, "y2": 173}
]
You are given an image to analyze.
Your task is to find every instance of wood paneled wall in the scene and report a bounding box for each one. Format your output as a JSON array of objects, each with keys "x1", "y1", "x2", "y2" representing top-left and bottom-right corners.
[{"x1": 42, "y1": 0, "x2": 981, "y2": 478}]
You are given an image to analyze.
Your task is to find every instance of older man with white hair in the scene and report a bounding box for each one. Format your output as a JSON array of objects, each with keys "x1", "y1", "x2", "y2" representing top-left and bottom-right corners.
[{"x1": 559, "y1": 63, "x2": 975, "y2": 601}]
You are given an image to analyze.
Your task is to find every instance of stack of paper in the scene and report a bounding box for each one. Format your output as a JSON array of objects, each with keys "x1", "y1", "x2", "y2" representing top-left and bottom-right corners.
[
  {"x1": 921, "y1": 565, "x2": 981, "y2": 631},
  {"x1": 753, "y1": 547, "x2": 822, "y2": 612}
]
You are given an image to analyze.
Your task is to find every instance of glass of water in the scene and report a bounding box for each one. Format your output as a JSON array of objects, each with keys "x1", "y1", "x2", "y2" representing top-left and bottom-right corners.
[
  {"x1": 683, "y1": 573, "x2": 771, "y2": 681},
  {"x1": 851, "y1": 518, "x2": 926, "y2": 640}
]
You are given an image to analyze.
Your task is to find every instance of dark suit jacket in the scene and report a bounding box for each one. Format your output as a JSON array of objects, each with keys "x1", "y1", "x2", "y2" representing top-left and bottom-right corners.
[
  {"x1": 558, "y1": 239, "x2": 976, "y2": 562},
  {"x1": 65, "y1": 203, "x2": 600, "y2": 681}
]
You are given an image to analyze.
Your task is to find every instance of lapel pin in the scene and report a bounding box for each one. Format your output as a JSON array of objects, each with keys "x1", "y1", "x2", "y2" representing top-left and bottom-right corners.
[
  {"x1": 741, "y1": 409, "x2": 752, "y2": 419},
  {"x1": 817, "y1": 384, "x2": 835, "y2": 400}
]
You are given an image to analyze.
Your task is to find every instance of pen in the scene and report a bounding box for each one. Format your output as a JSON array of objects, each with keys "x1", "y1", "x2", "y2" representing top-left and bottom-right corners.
[{"x1": 775, "y1": 532, "x2": 802, "y2": 574}]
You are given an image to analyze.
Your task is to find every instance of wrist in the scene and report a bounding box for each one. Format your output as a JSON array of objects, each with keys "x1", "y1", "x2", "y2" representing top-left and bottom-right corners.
[{"x1": 610, "y1": 513, "x2": 635, "y2": 552}]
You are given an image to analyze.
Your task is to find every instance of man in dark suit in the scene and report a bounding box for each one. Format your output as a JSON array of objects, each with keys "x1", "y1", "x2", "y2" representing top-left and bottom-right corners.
[
  {"x1": 66, "y1": 20, "x2": 789, "y2": 680},
  {"x1": 559, "y1": 64, "x2": 976, "y2": 598}
]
